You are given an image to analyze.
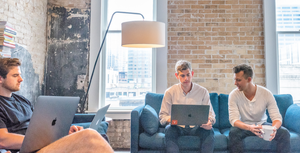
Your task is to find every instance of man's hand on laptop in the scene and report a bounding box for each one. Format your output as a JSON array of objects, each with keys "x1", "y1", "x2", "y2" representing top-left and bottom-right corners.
[
  {"x1": 69, "y1": 125, "x2": 84, "y2": 134},
  {"x1": 200, "y1": 119, "x2": 212, "y2": 130}
]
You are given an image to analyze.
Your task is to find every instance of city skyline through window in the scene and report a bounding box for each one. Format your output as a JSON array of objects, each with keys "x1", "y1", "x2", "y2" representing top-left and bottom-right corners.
[
  {"x1": 104, "y1": 0, "x2": 155, "y2": 108},
  {"x1": 276, "y1": 0, "x2": 300, "y2": 103}
]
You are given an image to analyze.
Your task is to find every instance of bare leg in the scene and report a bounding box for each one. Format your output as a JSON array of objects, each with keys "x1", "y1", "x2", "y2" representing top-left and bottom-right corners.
[{"x1": 37, "y1": 129, "x2": 113, "y2": 153}]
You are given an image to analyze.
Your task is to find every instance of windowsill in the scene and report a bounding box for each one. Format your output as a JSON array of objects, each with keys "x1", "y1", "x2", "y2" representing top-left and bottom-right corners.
[{"x1": 85, "y1": 109, "x2": 132, "y2": 119}]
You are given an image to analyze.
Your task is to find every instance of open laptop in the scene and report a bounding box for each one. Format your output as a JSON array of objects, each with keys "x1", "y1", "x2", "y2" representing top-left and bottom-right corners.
[
  {"x1": 89, "y1": 104, "x2": 110, "y2": 129},
  {"x1": 20, "y1": 96, "x2": 80, "y2": 153},
  {"x1": 171, "y1": 105, "x2": 210, "y2": 126}
]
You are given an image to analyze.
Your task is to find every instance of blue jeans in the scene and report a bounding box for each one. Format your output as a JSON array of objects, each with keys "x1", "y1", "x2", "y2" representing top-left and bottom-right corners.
[
  {"x1": 229, "y1": 122, "x2": 290, "y2": 153},
  {"x1": 164, "y1": 125, "x2": 214, "y2": 153}
]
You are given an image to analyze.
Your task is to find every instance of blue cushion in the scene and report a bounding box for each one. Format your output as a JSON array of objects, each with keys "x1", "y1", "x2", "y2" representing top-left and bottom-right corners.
[
  {"x1": 210, "y1": 93, "x2": 219, "y2": 128},
  {"x1": 140, "y1": 105, "x2": 159, "y2": 135},
  {"x1": 284, "y1": 104, "x2": 300, "y2": 133},
  {"x1": 290, "y1": 131, "x2": 300, "y2": 152},
  {"x1": 266, "y1": 94, "x2": 293, "y2": 123},
  {"x1": 145, "y1": 93, "x2": 164, "y2": 114},
  {"x1": 214, "y1": 128, "x2": 228, "y2": 151},
  {"x1": 139, "y1": 132, "x2": 165, "y2": 149},
  {"x1": 219, "y1": 94, "x2": 232, "y2": 129}
]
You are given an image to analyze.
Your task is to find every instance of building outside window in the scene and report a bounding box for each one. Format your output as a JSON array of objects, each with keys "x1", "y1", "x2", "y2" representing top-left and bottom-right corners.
[
  {"x1": 102, "y1": 0, "x2": 156, "y2": 108},
  {"x1": 276, "y1": 0, "x2": 300, "y2": 103}
]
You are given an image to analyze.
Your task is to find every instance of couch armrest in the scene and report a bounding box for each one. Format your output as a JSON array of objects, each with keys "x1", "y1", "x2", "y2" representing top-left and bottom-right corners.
[
  {"x1": 72, "y1": 113, "x2": 96, "y2": 123},
  {"x1": 284, "y1": 104, "x2": 300, "y2": 134},
  {"x1": 131, "y1": 105, "x2": 144, "y2": 153}
]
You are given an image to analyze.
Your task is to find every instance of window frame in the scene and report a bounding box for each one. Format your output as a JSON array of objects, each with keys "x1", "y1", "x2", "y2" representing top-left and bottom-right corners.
[
  {"x1": 264, "y1": 0, "x2": 300, "y2": 96},
  {"x1": 89, "y1": 0, "x2": 167, "y2": 118}
]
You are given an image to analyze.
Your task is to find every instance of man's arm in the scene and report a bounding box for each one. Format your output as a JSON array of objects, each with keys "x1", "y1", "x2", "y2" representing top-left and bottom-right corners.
[
  {"x1": 0, "y1": 128, "x2": 24, "y2": 149},
  {"x1": 159, "y1": 91, "x2": 172, "y2": 125}
]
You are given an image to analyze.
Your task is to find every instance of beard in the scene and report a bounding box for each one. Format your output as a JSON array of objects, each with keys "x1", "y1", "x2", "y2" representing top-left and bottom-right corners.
[{"x1": 1, "y1": 81, "x2": 20, "y2": 92}]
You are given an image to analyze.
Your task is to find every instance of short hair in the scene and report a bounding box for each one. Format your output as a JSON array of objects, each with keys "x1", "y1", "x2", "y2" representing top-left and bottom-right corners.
[
  {"x1": 175, "y1": 60, "x2": 192, "y2": 73},
  {"x1": 233, "y1": 64, "x2": 253, "y2": 79},
  {"x1": 0, "y1": 58, "x2": 21, "y2": 78}
]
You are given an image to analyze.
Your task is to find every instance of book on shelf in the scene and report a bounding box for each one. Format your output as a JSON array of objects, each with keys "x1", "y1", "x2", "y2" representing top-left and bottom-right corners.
[
  {"x1": 0, "y1": 51, "x2": 11, "y2": 57},
  {"x1": 3, "y1": 42, "x2": 15, "y2": 48},
  {"x1": 0, "y1": 45, "x2": 11, "y2": 52},
  {"x1": 0, "y1": 21, "x2": 13, "y2": 28}
]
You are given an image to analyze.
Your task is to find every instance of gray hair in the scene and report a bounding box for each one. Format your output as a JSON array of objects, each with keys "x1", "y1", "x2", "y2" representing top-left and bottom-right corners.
[
  {"x1": 233, "y1": 64, "x2": 253, "y2": 79},
  {"x1": 175, "y1": 60, "x2": 192, "y2": 73}
]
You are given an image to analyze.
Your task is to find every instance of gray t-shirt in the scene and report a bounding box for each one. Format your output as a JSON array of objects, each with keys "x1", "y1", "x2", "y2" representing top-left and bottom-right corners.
[{"x1": 0, "y1": 93, "x2": 33, "y2": 135}]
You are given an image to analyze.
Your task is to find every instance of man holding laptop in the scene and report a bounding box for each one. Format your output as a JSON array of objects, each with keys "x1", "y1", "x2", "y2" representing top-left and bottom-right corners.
[
  {"x1": 0, "y1": 58, "x2": 113, "y2": 153},
  {"x1": 228, "y1": 64, "x2": 290, "y2": 153},
  {"x1": 159, "y1": 60, "x2": 216, "y2": 153}
]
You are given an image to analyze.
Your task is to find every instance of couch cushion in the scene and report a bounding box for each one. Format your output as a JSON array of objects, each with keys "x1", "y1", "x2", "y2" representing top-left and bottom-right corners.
[
  {"x1": 145, "y1": 93, "x2": 164, "y2": 114},
  {"x1": 219, "y1": 94, "x2": 232, "y2": 129},
  {"x1": 222, "y1": 128, "x2": 277, "y2": 152},
  {"x1": 140, "y1": 105, "x2": 159, "y2": 135},
  {"x1": 266, "y1": 94, "x2": 293, "y2": 123},
  {"x1": 290, "y1": 131, "x2": 300, "y2": 152},
  {"x1": 214, "y1": 128, "x2": 228, "y2": 151},
  {"x1": 210, "y1": 93, "x2": 219, "y2": 128},
  {"x1": 284, "y1": 104, "x2": 300, "y2": 133},
  {"x1": 139, "y1": 132, "x2": 165, "y2": 149}
]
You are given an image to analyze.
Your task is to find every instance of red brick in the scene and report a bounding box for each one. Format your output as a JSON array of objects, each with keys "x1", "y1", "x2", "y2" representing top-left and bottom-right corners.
[
  {"x1": 213, "y1": 55, "x2": 225, "y2": 58},
  {"x1": 178, "y1": 5, "x2": 192, "y2": 9},
  {"x1": 205, "y1": 41, "x2": 219, "y2": 45},
  {"x1": 212, "y1": 37, "x2": 226, "y2": 40},
  {"x1": 198, "y1": 46, "x2": 212, "y2": 49},
  {"x1": 192, "y1": 50, "x2": 206, "y2": 54},
  {"x1": 184, "y1": 1, "x2": 197, "y2": 4},
  {"x1": 198, "y1": 27, "x2": 212, "y2": 31},
  {"x1": 239, "y1": 0, "x2": 253, "y2": 4},
  {"x1": 206, "y1": 59, "x2": 219, "y2": 63},
  {"x1": 205, "y1": 5, "x2": 218, "y2": 9},
  {"x1": 198, "y1": 55, "x2": 212, "y2": 59},
  {"x1": 198, "y1": 1, "x2": 212, "y2": 4},
  {"x1": 178, "y1": 50, "x2": 192, "y2": 54},
  {"x1": 185, "y1": 47, "x2": 198, "y2": 51},
  {"x1": 212, "y1": 18, "x2": 226, "y2": 22},
  {"x1": 205, "y1": 14, "x2": 219, "y2": 18},
  {"x1": 226, "y1": 37, "x2": 239, "y2": 41},
  {"x1": 220, "y1": 50, "x2": 233, "y2": 54},
  {"x1": 212, "y1": 10, "x2": 226, "y2": 13}
]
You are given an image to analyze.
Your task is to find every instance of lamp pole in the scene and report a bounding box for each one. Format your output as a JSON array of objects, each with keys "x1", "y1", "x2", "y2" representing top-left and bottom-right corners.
[{"x1": 79, "y1": 11, "x2": 145, "y2": 113}]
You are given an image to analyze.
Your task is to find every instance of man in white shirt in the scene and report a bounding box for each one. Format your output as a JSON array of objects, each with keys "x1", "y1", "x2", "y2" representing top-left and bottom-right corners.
[
  {"x1": 228, "y1": 64, "x2": 290, "y2": 153},
  {"x1": 159, "y1": 60, "x2": 216, "y2": 153}
]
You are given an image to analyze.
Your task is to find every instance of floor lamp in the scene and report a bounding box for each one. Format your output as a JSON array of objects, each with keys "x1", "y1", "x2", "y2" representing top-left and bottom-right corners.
[{"x1": 79, "y1": 11, "x2": 165, "y2": 113}]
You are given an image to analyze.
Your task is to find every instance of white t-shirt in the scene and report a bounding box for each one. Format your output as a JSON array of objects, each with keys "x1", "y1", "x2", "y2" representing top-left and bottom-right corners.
[
  {"x1": 159, "y1": 83, "x2": 216, "y2": 126},
  {"x1": 229, "y1": 85, "x2": 282, "y2": 126}
]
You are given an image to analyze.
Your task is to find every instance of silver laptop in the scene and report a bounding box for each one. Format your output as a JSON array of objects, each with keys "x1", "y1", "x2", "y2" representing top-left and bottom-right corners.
[
  {"x1": 171, "y1": 105, "x2": 210, "y2": 126},
  {"x1": 89, "y1": 104, "x2": 110, "y2": 129},
  {"x1": 20, "y1": 96, "x2": 80, "y2": 153}
]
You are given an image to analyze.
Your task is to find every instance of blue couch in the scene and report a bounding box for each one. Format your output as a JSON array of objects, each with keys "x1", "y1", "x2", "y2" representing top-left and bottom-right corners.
[{"x1": 131, "y1": 92, "x2": 300, "y2": 153}]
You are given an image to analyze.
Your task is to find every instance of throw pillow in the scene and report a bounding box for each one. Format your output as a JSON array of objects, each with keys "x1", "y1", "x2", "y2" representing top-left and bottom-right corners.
[{"x1": 140, "y1": 105, "x2": 159, "y2": 135}]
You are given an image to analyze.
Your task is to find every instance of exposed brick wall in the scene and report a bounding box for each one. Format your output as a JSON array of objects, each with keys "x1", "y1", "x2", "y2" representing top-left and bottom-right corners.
[
  {"x1": 0, "y1": 0, "x2": 47, "y2": 85},
  {"x1": 168, "y1": 0, "x2": 265, "y2": 93},
  {"x1": 106, "y1": 119, "x2": 131, "y2": 149}
]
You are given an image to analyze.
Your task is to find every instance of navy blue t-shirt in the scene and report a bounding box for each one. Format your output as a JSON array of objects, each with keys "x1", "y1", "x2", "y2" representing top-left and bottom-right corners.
[{"x1": 0, "y1": 93, "x2": 33, "y2": 135}]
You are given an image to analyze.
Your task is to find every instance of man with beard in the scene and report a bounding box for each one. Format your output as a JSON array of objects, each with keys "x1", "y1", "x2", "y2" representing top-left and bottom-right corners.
[{"x1": 0, "y1": 58, "x2": 113, "y2": 153}]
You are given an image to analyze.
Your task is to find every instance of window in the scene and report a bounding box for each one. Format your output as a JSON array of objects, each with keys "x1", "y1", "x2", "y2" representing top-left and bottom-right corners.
[
  {"x1": 102, "y1": 0, "x2": 156, "y2": 109},
  {"x1": 276, "y1": 0, "x2": 300, "y2": 103}
]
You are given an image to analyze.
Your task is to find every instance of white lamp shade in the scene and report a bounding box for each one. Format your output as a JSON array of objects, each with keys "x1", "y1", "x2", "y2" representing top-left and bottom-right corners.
[{"x1": 121, "y1": 21, "x2": 165, "y2": 48}]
